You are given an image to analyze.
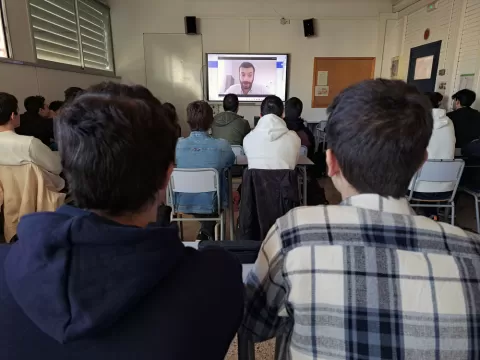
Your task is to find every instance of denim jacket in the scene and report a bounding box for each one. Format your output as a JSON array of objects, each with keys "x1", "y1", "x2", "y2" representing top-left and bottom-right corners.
[{"x1": 174, "y1": 132, "x2": 235, "y2": 214}]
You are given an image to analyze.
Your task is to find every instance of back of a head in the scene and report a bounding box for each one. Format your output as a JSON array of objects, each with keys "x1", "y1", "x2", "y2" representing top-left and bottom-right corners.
[
  {"x1": 64, "y1": 87, "x2": 83, "y2": 102},
  {"x1": 187, "y1": 101, "x2": 214, "y2": 131},
  {"x1": 327, "y1": 79, "x2": 433, "y2": 198},
  {"x1": 453, "y1": 89, "x2": 476, "y2": 107},
  {"x1": 56, "y1": 82, "x2": 178, "y2": 215},
  {"x1": 24, "y1": 96, "x2": 45, "y2": 114},
  {"x1": 223, "y1": 94, "x2": 239, "y2": 112},
  {"x1": 0, "y1": 92, "x2": 18, "y2": 126},
  {"x1": 284, "y1": 97, "x2": 303, "y2": 120},
  {"x1": 163, "y1": 102, "x2": 179, "y2": 125},
  {"x1": 49, "y1": 101, "x2": 64, "y2": 112},
  {"x1": 426, "y1": 92, "x2": 443, "y2": 109},
  {"x1": 260, "y1": 95, "x2": 284, "y2": 117}
]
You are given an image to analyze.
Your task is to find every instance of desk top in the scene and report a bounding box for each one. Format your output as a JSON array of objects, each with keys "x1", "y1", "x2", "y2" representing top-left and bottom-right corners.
[{"x1": 235, "y1": 155, "x2": 314, "y2": 166}]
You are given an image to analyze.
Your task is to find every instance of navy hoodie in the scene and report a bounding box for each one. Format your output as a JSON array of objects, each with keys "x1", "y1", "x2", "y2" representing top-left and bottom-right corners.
[{"x1": 0, "y1": 206, "x2": 244, "y2": 359}]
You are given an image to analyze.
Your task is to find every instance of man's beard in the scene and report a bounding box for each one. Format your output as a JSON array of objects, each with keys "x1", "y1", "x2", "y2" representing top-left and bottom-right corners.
[{"x1": 241, "y1": 81, "x2": 253, "y2": 91}]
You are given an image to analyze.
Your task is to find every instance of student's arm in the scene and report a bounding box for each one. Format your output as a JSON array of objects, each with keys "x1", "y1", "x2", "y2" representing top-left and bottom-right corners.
[
  {"x1": 243, "y1": 120, "x2": 251, "y2": 136},
  {"x1": 241, "y1": 224, "x2": 289, "y2": 342},
  {"x1": 28, "y1": 138, "x2": 62, "y2": 175}
]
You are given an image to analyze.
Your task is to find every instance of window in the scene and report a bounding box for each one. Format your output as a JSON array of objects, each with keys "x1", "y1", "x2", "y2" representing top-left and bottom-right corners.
[
  {"x1": 29, "y1": 0, "x2": 114, "y2": 72},
  {"x1": 0, "y1": 0, "x2": 9, "y2": 58}
]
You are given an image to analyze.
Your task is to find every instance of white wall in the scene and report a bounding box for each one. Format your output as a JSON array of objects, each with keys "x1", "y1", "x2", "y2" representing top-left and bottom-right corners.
[
  {"x1": 109, "y1": 0, "x2": 392, "y2": 123},
  {"x1": 1, "y1": 0, "x2": 118, "y2": 110}
]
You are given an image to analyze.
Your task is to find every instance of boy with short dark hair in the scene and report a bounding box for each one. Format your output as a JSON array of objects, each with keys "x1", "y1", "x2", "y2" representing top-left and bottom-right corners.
[
  {"x1": 0, "y1": 84, "x2": 244, "y2": 360},
  {"x1": 16, "y1": 95, "x2": 54, "y2": 146},
  {"x1": 212, "y1": 93, "x2": 251, "y2": 146},
  {"x1": 448, "y1": 89, "x2": 480, "y2": 148},
  {"x1": 243, "y1": 79, "x2": 480, "y2": 359}
]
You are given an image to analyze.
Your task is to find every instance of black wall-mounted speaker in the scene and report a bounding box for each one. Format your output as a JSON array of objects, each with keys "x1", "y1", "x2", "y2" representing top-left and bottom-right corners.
[
  {"x1": 303, "y1": 18, "x2": 315, "y2": 37},
  {"x1": 185, "y1": 16, "x2": 198, "y2": 35}
]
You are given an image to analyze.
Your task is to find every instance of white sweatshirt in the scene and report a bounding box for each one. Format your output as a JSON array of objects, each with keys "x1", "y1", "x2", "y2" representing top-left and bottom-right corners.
[
  {"x1": 243, "y1": 114, "x2": 301, "y2": 170},
  {"x1": 414, "y1": 108, "x2": 456, "y2": 193}
]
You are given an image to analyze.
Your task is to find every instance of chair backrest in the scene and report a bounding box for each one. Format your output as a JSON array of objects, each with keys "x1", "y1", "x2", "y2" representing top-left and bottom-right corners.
[
  {"x1": 0, "y1": 163, "x2": 65, "y2": 243},
  {"x1": 231, "y1": 145, "x2": 245, "y2": 157},
  {"x1": 317, "y1": 120, "x2": 328, "y2": 132},
  {"x1": 167, "y1": 168, "x2": 221, "y2": 212},
  {"x1": 408, "y1": 159, "x2": 465, "y2": 201},
  {"x1": 300, "y1": 145, "x2": 308, "y2": 156}
]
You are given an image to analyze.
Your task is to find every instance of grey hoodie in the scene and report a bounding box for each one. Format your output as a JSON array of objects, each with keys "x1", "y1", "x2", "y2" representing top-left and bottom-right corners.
[{"x1": 211, "y1": 111, "x2": 251, "y2": 146}]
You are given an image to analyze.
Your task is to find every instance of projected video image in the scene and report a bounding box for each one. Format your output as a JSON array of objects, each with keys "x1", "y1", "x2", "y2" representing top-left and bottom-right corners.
[{"x1": 207, "y1": 54, "x2": 288, "y2": 102}]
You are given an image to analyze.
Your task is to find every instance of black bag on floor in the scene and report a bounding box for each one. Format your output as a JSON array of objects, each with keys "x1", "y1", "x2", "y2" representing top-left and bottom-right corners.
[{"x1": 198, "y1": 240, "x2": 261, "y2": 264}]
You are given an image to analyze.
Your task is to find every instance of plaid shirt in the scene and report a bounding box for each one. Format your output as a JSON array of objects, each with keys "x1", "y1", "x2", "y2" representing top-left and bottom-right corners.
[{"x1": 242, "y1": 194, "x2": 480, "y2": 360}]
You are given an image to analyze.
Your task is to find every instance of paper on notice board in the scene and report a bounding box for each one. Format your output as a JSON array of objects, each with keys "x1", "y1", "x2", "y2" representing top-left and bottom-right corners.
[
  {"x1": 317, "y1": 71, "x2": 328, "y2": 86},
  {"x1": 315, "y1": 86, "x2": 329, "y2": 97}
]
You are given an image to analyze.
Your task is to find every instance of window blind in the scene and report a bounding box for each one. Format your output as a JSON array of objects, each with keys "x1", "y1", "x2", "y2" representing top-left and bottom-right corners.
[
  {"x1": 29, "y1": 0, "x2": 113, "y2": 71},
  {"x1": 0, "y1": 4, "x2": 8, "y2": 58}
]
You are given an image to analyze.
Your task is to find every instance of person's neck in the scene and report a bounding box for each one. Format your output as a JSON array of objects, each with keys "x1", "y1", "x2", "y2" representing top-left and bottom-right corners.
[
  {"x1": 92, "y1": 206, "x2": 157, "y2": 228},
  {"x1": 0, "y1": 123, "x2": 15, "y2": 133}
]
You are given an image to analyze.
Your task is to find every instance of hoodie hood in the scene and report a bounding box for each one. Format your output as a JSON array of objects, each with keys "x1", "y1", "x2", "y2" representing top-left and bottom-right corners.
[
  {"x1": 432, "y1": 108, "x2": 450, "y2": 130},
  {"x1": 4, "y1": 205, "x2": 183, "y2": 344},
  {"x1": 254, "y1": 114, "x2": 289, "y2": 141},
  {"x1": 213, "y1": 111, "x2": 243, "y2": 126}
]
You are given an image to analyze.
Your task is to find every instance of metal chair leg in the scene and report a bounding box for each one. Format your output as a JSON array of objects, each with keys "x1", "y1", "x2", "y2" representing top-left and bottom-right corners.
[
  {"x1": 451, "y1": 204, "x2": 455, "y2": 226},
  {"x1": 220, "y1": 213, "x2": 225, "y2": 241},
  {"x1": 179, "y1": 214, "x2": 184, "y2": 241}
]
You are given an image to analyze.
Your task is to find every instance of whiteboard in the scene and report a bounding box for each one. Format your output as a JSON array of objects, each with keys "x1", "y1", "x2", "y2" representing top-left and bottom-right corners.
[{"x1": 144, "y1": 34, "x2": 204, "y2": 133}]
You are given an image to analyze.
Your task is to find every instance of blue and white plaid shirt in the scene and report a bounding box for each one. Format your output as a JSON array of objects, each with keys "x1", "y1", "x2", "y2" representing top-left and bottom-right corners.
[{"x1": 242, "y1": 194, "x2": 480, "y2": 359}]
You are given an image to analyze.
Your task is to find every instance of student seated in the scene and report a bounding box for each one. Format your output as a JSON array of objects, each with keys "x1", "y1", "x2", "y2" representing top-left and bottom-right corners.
[
  {"x1": 163, "y1": 102, "x2": 182, "y2": 138},
  {"x1": 0, "y1": 83, "x2": 244, "y2": 360},
  {"x1": 48, "y1": 100, "x2": 64, "y2": 118},
  {"x1": 242, "y1": 79, "x2": 480, "y2": 359},
  {"x1": 284, "y1": 97, "x2": 315, "y2": 159},
  {"x1": 243, "y1": 95, "x2": 300, "y2": 169},
  {"x1": 447, "y1": 89, "x2": 480, "y2": 148},
  {"x1": 64, "y1": 86, "x2": 83, "y2": 103},
  {"x1": 212, "y1": 93, "x2": 251, "y2": 146},
  {"x1": 176, "y1": 101, "x2": 235, "y2": 240},
  {"x1": 0, "y1": 92, "x2": 63, "y2": 190},
  {"x1": 16, "y1": 95, "x2": 54, "y2": 147},
  {"x1": 409, "y1": 91, "x2": 455, "y2": 200}
]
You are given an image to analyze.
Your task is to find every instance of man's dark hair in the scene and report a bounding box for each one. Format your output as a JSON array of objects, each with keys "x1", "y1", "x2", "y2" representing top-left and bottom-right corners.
[
  {"x1": 49, "y1": 101, "x2": 64, "y2": 112},
  {"x1": 260, "y1": 95, "x2": 284, "y2": 117},
  {"x1": 163, "y1": 102, "x2": 178, "y2": 124},
  {"x1": 0, "y1": 92, "x2": 18, "y2": 126},
  {"x1": 327, "y1": 79, "x2": 433, "y2": 198},
  {"x1": 223, "y1": 94, "x2": 239, "y2": 112},
  {"x1": 187, "y1": 101, "x2": 214, "y2": 131},
  {"x1": 239, "y1": 62, "x2": 255, "y2": 72},
  {"x1": 56, "y1": 82, "x2": 177, "y2": 215},
  {"x1": 24, "y1": 96, "x2": 45, "y2": 114},
  {"x1": 426, "y1": 92, "x2": 443, "y2": 109},
  {"x1": 64, "y1": 87, "x2": 83, "y2": 102},
  {"x1": 452, "y1": 89, "x2": 476, "y2": 107},
  {"x1": 285, "y1": 97, "x2": 303, "y2": 120}
]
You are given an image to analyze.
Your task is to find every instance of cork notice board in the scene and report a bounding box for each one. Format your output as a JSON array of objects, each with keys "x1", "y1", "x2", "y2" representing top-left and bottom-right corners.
[{"x1": 312, "y1": 57, "x2": 376, "y2": 108}]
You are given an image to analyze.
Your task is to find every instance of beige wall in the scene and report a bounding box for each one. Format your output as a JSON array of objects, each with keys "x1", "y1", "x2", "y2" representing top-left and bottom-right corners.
[{"x1": 109, "y1": 0, "x2": 393, "y2": 121}]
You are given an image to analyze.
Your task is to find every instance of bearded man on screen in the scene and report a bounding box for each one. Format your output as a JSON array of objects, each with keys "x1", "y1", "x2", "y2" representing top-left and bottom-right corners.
[{"x1": 225, "y1": 62, "x2": 271, "y2": 96}]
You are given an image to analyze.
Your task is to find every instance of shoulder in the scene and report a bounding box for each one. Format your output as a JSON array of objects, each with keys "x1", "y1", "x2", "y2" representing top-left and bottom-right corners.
[{"x1": 217, "y1": 138, "x2": 232, "y2": 149}]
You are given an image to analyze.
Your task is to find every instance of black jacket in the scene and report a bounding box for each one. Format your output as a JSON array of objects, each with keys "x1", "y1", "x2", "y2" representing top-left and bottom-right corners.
[
  {"x1": 0, "y1": 206, "x2": 244, "y2": 360},
  {"x1": 237, "y1": 169, "x2": 300, "y2": 241},
  {"x1": 447, "y1": 107, "x2": 480, "y2": 148},
  {"x1": 285, "y1": 116, "x2": 316, "y2": 159},
  {"x1": 16, "y1": 112, "x2": 54, "y2": 147}
]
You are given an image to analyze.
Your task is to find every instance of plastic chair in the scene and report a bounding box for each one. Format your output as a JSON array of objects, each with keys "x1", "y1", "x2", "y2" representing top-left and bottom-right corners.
[
  {"x1": 231, "y1": 145, "x2": 245, "y2": 157},
  {"x1": 167, "y1": 168, "x2": 225, "y2": 240},
  {"x1": 407, "y1": 159, "x2": 465, "y2": 225},
  {"x1": 300, "y1": 145, "x2": 308, "y2": 157},
  {"x1": 461, "y1": 187, "x2": 480, "y2": 233}
]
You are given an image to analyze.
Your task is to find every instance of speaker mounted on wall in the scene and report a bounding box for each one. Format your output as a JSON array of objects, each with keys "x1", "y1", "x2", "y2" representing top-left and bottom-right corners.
[
  {"x1": 185, "y1": 16, "x2": 198, "y2": 35},
  {"x1": 303, "y1": 18, "x2": 315, "y2": 37}
]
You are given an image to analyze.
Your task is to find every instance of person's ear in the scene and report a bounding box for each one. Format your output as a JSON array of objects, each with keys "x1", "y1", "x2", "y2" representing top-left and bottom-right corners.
[{"x1": 326, "y1": 149, "x2": 340, "y2": 178}]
